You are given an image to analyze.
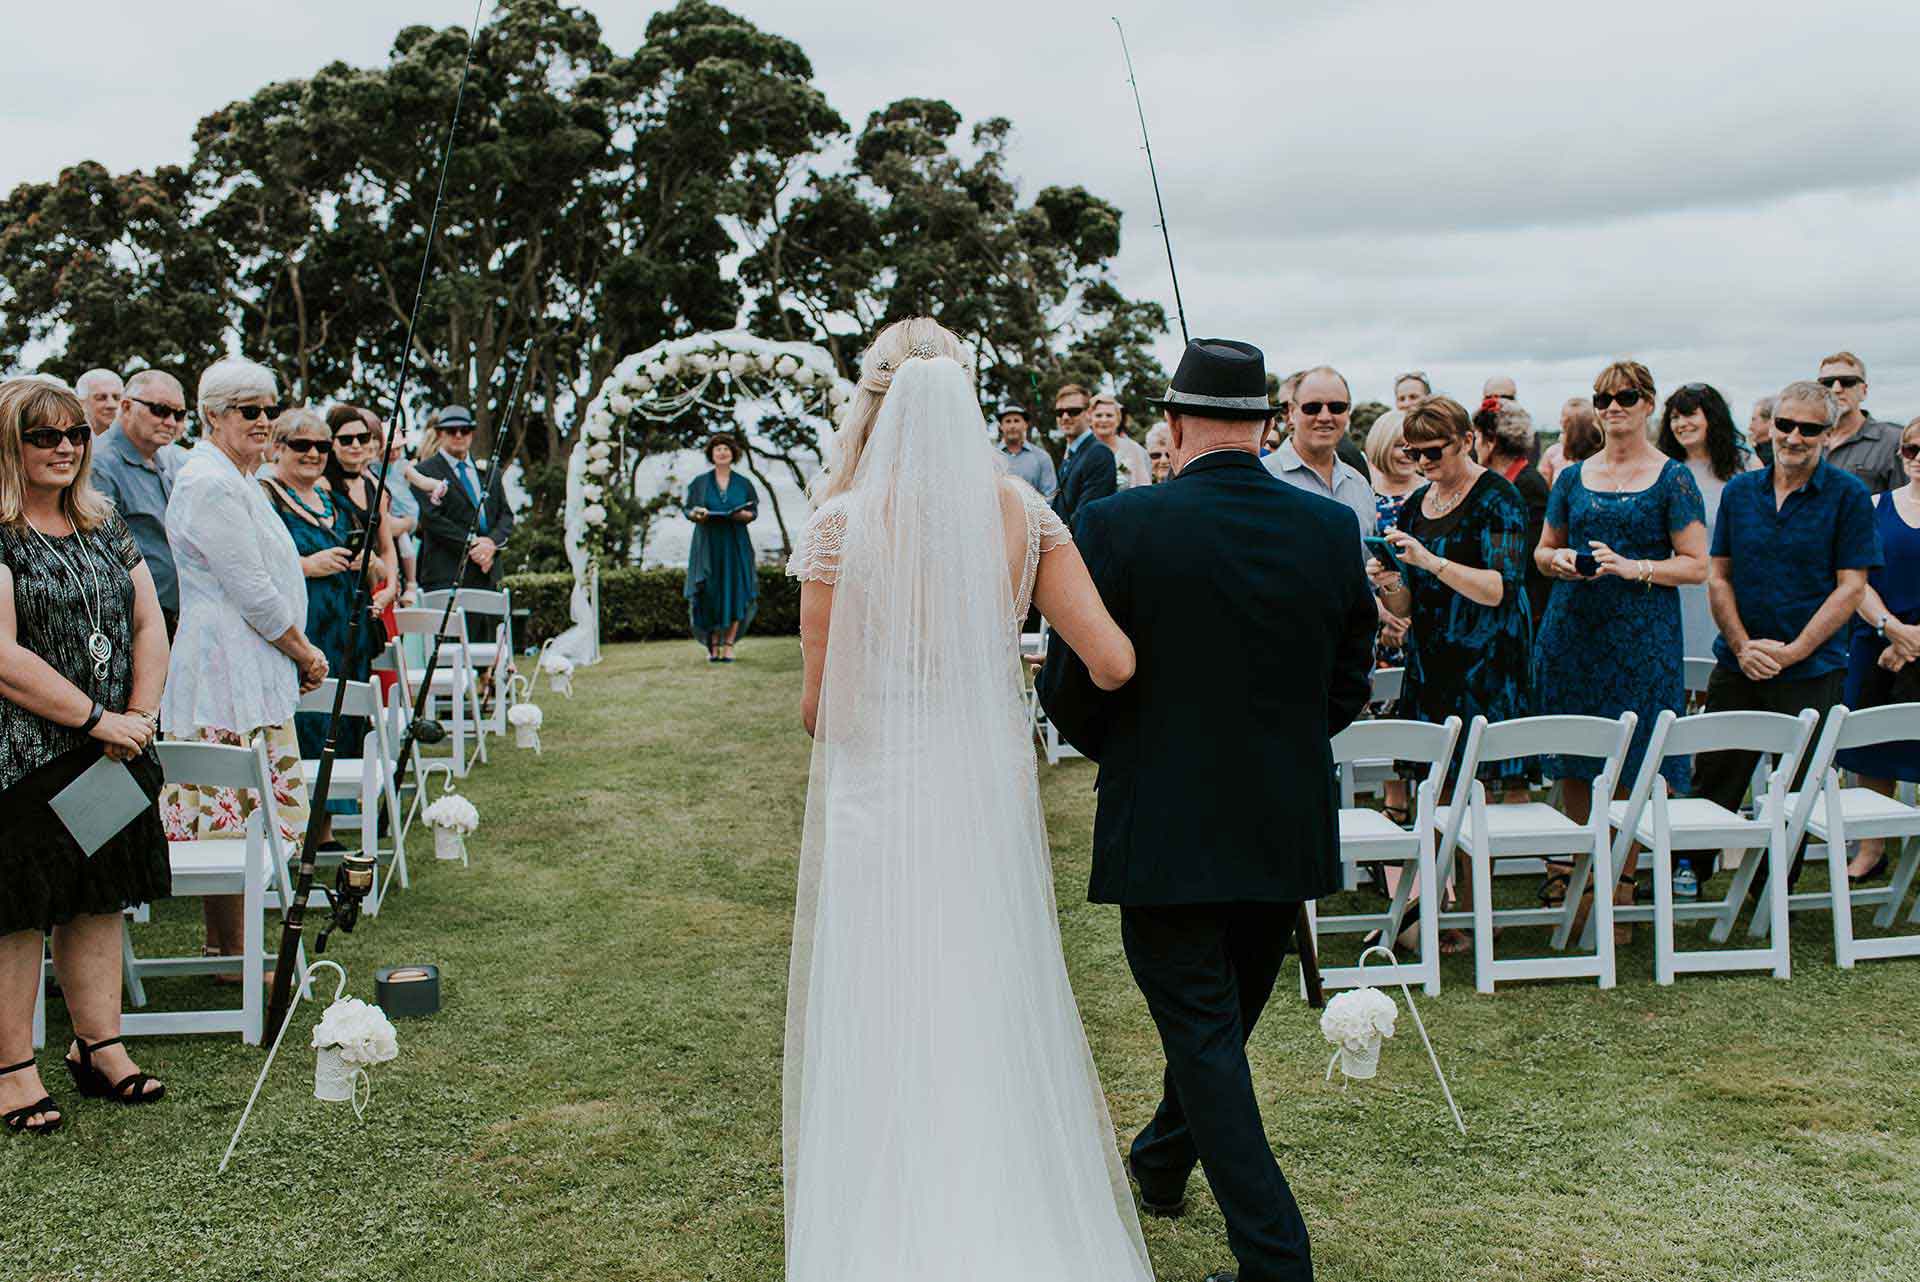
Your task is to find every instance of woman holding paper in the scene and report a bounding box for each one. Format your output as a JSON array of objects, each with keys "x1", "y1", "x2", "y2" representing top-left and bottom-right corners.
[
  {"x1": 0, "y1": 377, "x2": 170, "y2": 1135},
  {"x1": 683, "y1": 433, "x2": 759, "y2": 663}
]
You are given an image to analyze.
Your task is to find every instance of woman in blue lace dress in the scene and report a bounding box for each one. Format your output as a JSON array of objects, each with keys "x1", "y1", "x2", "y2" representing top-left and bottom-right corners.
[{"x1": 1534, "y1": 361, "x2": 1707, "y2": 916}]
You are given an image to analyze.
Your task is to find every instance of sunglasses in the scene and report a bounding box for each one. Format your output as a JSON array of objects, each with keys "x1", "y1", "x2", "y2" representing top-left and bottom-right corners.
[
  {"x1": 1818, "y1": 374, "x2": 1864, "y2": 390},
  {"x1": 21, "y1": 425, "x2": 91, "y2": 450},
  {"x1": 1592, "y1": 388, "x2": 1647, "y2": 411},
  {"x1": 1297, "y1": 401, "x2": 1350, "y2": 417},
  {"x1": 228, "y1": 403, "x2": 286, "y2": 422},
  {"x1": 1054, "y1": 405, "x2": 1087, "y2": 417},
  {"x1": 1901, "y1": 443, "x2": 1920, "y2": 461},
  {"x1": 1773, "y1": 417, "x2": 1830, "y2": 438},
  {"x1": 283, "y1": 438, "x2": 334, "y2": 456},
  {"x1": 440, "y1": 423, "x2": 476, "y2": 436},
  {"x1": 1148, "y1": 449, "x2": 1171, "y2": 460},
  {"x1": 333, "y1": 431, "x2": 372, "y2": 446},
  {"x1": 129, "y1": 396, "x2": 187, "y2": 422},
  {"x1": 1404, "y1": 442, "x2": 1452, "y2": 464}
]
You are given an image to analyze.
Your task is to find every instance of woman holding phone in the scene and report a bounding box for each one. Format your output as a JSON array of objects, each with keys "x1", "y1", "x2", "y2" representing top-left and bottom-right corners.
[{"x1": 1533, "y1": 361, "x2": 1707, "y2": 918}]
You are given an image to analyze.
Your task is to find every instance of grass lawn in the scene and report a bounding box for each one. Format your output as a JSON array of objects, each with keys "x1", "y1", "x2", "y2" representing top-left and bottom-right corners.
[{"x1": 7, "y1": 636, "x2": 1920, "y2": 1282}]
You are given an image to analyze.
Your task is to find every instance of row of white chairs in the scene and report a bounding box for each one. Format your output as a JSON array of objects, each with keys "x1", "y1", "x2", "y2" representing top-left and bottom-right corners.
[
  {"x1": 1313, "y1": 698, "x2": 1920, "y2": 996},
  {"x1": 33, "y1": 587, "x2": 520, "y2": 1047}
]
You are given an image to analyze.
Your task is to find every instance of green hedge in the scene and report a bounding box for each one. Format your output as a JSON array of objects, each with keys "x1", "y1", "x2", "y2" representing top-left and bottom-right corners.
[{"x1": 504, "y1": 565, "x2": 800, "y2": 645}]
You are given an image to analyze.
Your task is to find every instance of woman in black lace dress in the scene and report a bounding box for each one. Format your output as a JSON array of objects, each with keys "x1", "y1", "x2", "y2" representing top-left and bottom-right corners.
[{"x1": 0, "y1": 378, "x2": 171, "y2": 1135}]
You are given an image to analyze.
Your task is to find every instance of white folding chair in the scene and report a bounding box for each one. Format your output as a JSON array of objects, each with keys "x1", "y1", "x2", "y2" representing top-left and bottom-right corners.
[
  {"x1": 1603, "y1": 709, "x2": 1816, "y2": 984},
  {"x1": 1682, "y1": 657, "x2": 1716, "y2": 705},
  {"x1": 1437, "y1": 713, "x2": 1637, "y2": 993},
  {"x1": 1776, "y1": 704, "x2": 1920, "y2": 967},
  {"x1": 1032, "y1": 622, "x2": 1082, "y2": 766},
  {"x1": 1341, "y1": 668, "x2": 1406, "y2": 808},
  {"x1": 35, "y1": 740, "x2": 310, "y2": 1047},
  {"x1": 389, "y1": 607, "x2": 485, "y2": 776},
  {"x1": 296, "y1": 678, "x2": 408, "y2": 915},
  {"x1": 1311, "y1": 716, "x2": 1460, "y2": 996},
  {"x1": 417, "y1": 587, "x2": 515, "y2": 738}
]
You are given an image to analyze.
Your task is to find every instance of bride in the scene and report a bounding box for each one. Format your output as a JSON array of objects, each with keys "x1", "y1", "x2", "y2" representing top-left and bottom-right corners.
[{"x1": 783, "y1": 318, "x2": 1149, "y2": 1279}]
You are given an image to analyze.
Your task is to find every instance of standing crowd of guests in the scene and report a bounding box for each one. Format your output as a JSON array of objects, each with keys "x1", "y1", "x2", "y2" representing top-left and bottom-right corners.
[{"x1": 0, "y1": 357, "x2": 511, "y2": 1135}]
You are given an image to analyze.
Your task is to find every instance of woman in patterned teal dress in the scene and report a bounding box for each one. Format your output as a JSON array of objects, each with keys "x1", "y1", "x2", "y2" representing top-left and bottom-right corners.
[
  {"x1": 683, "y1": 434, "x2": 759, "y2": 663},
  {"x1": 1534, "y1": 360, "x2": 1707, "y2": 913}
]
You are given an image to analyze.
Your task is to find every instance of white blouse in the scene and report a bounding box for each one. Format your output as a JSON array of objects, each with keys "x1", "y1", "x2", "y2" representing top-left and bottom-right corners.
[{"x1": 161, "y1": 445, "x2": 309, "y2": 736}]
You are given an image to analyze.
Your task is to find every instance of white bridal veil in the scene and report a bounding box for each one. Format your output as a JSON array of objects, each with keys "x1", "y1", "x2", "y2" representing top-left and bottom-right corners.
[{"x1": 783, "y1": 354, "x2": 1152, "y2": 1280}]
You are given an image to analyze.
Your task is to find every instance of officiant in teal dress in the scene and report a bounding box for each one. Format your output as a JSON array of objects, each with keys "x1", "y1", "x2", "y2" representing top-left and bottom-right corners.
[{"x1": 684, "y1": 434, "x2": 759, "y2": 663}]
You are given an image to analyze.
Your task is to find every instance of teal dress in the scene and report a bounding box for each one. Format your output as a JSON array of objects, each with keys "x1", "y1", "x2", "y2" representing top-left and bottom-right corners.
[
  {"x1": 265, "y1": 482, "x2": 378, "y2": 762},
  {"x1": 683, "y1": 470, "x2": 759, "y2": 644}
]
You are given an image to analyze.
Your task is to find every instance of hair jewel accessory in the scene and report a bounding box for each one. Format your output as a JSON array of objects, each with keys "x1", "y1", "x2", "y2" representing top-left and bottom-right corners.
[{"x1": 1478, "y1": 396, "x2": 1503, "y2": 416}]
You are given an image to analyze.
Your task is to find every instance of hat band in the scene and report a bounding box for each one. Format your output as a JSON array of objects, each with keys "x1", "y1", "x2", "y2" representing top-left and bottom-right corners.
[{"x1": 1159, "y1": 389, "x2": 1274, "y2": 412}]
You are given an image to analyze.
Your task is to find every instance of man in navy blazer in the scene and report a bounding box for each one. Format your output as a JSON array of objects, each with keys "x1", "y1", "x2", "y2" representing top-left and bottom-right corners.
[
  {"x1": 1038, "y1": 339, "x2": 1376, "y2": 1282},
  {"x1": 1050, "y1": 382, "x2": 1117, "y2": 524}
]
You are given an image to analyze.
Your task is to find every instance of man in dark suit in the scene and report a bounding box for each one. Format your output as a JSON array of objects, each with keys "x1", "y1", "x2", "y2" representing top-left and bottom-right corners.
[
  {"x1": 412, "y1": 404, "x2": 515, "y2": 590},
  {"x1": 1050, "y1": 381, "x2": 1117, "y2": 524},
  {"x1": 1038, "y1": 339, "x2": 1377, "y2": 1282}
]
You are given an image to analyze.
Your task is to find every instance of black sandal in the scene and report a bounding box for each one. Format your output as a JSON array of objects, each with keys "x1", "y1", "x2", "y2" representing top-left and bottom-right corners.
[
  {"x1": 65, "y1": 1036, "x2": 164, "y2": 1106},
  {"x1": 1538, "y1": 862, "x2": 1574, "y2": 908},
  {"x1": 1363, "y1": 900, "x2": 1423, "y2": 952},
  {"x1": 1, "y1": 1058, "x2": 62, "y2": 1136}
]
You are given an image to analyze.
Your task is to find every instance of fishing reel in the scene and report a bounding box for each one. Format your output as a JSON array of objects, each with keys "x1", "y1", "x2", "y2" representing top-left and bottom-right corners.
[{"x1": 315, "y1": 850, "x2": 379, "y2": 953}]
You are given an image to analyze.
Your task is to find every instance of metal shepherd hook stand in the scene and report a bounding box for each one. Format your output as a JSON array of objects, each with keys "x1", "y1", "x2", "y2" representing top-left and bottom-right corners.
[{"x1": 262, "y1": 0, "x2": 490, "y2": 1042}]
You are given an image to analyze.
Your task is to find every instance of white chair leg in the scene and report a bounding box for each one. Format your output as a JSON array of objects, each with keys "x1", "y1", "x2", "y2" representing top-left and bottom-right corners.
[
  {"x1": 1767, "y1": 819, "x2": 1793, "y2": 979},
  {"x1": 1471, "y1": 852, "x2": 1495, "y2": 994},
  {"x1": 1712, "y1": 843, "x2": 1767, "y2": 943},
  {"x1": 1651, "y1": 795, "x2": 1675, "y2": 986},
  {"x1": 1878, "y1": 837, "x2": 1920, "y2": 929},
  {"x1": 1823, "y1": 781, "x2": 1856, "y2": 968},
  {"x1": 120, "y1": 917, "x2": 148, "y2": 1009},
  {"x1": 1551, "y1": 850, "x2": 1593, "y2": 951},
  {"x1": 31, "y1": 954, "x2": 47, "y2": 1051},
  {"x1": 1594, "y1": 830, "x2": 1617, "y2": 989},
  {"x1": 360, "y1": 770, "x2": 382, "y2": 919},
  {"x1": 242, "y1": 843, "x2": 265, "y2": 1046}
]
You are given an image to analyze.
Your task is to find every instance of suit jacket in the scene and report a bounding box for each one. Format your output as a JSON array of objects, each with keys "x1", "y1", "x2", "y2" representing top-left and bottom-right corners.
[
  {"x1": 1051, "y1": 435, "x2": 1116, "y2": 526},
  {"x1": 1037, "y1": 449, "x2": 1377, "y2": 906},
  {"x1": 412, "y1": 452, "x2": 515, "y2": 590}
]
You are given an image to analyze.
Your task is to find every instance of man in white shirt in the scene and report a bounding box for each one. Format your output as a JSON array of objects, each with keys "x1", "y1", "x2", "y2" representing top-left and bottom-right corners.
[{"x1": 76, "y1": 368, "x2": 124, "y2": 435}]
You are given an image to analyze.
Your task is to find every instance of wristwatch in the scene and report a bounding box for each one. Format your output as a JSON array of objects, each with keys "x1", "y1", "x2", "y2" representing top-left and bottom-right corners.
[{"x1": 1876, "y1": 616, "x2": 1890, "y2": 639}]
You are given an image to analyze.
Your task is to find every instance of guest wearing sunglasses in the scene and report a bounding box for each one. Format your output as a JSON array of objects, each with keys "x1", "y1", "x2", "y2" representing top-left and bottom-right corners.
[
  {"x1": 412, "y1": 405, "x2": 514, "y2": 592},
  {"x1": 90, "y1": 371, "x2": 187, "y2": 638},
  {"x1": 1656, "y1": 381, "x2": 1761, "y2": 661},
  {"x1": 1375, "y1": 395, "x2": 1536, "y2": 953},
  {"x1": 1534, "y1": 362, "x2": 1707, "y2": 917},
  {"x1": 1692, "y1": 380, "x2": 1880, "y2": 828},
  {"x1": 0, "y1": 377, "x2": 170, "y2": 1135},
  {"x1": 161, "y1": 357, "x2": 324, "y2": 977},
  {"x1": 1144, "y1": 423, "x2": 1174, "y2": 484},
  {"x1": 1264, "y1": 366, "x2": 1376, "y2": 545},
  {"x1": 1815, "y1": 352, "x2": 1904, "y2": 494},
  {"x1": 321, "y1": 406, "x2": 400, "y2": 617},
  {"x1": 1048, "y1": 383, "x2": 1114, "y2": 526}
]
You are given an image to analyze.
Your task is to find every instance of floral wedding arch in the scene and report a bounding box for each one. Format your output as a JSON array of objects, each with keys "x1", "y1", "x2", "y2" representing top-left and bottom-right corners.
[{"x1": 547, "y1": 330, "x2": 855, "y2": 666}]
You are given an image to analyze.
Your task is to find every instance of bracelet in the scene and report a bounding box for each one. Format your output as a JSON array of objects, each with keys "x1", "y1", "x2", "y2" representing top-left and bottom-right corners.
[
  {"x1": 1639, "y1": 559, "x2": 1653, "y2": 589},
  {"x1": 79, "y1": 702, "x2": 104, "y2": 735},
  {"x1": 1433, "y1": 558, "x2": 1451, "y2": 579}
]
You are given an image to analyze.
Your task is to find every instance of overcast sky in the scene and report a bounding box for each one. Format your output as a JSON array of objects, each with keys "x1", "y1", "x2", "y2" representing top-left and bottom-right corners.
[{"x1": 7, "y1": 0, "x2": 1920, "y2": 427}]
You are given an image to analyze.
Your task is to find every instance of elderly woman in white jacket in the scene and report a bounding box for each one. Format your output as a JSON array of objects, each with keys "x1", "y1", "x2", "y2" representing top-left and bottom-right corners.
[{"x1": 161, "y1": 357, "x2": 328, "y2": 973}]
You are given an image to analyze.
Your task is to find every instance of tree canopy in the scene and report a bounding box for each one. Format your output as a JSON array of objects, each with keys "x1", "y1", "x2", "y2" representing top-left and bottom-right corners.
[{"x1": 0, "y1": 0, "x2": 1168, "y2": 567}]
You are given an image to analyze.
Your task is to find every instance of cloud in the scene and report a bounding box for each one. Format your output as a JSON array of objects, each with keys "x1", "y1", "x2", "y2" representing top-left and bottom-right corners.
[{"x1": 5, "y1": 0, "x2": 1919, "y2": 421}]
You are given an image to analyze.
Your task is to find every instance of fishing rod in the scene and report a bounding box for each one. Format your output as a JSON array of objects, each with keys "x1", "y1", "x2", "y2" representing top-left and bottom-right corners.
[
  {"x1": 265, "y1": 0, "x2": 490, "y2": 1040},
  {"x1": 384, "y1": 349, "x2": 531, "y2": 804},
  {"x1": 1112, "y1": 18, "x2": 1189, "y2": 345}
]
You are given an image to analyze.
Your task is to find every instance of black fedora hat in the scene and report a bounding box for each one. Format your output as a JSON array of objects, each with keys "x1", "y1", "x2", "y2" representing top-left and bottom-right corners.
[
  {"x1": 1147, "y1": 338, "x2": 1275, "y2": 421},
  {"x1": 996, "y1": 401, "x2": 1032, "y2": 421}
]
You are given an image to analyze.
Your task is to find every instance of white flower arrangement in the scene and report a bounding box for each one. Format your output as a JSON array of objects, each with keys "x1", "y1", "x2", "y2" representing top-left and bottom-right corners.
[
  {"x1": 727, "y1": 351, "x2": 750, "y2": 375},
  {"x1": 647, "y1": 361, "x2": 668, "y2": 381},
  {"x1": 774, "y1": 354, "x2": 799, "y2": 377},
  {"x1": 1115, "y1": 457, "x2": 1135, "y2": 487},
  {"x1": 586, "y1": 442, "x2": 612, "y2": 461},
  {"x1": 581, "y1": 503, "x2": 608, "y2": 526},
  {"x1": 585, "y1": 418, "x2": 612, "y2": 442},
  {"x1": 422, "y1": 793, "x2": 480, "y2": 835},
  {"x1": 310, "y1": 997, "x2": 399, "y2": 1067},
  {"x1": 608, "y1": 393, "x2": 633, "y2": 416},
  {"x1": 584, "y1": 455, "x2": 611, "y2": 477},
  {"x1": 581, "y1": 482, "x2": 604, "y2": 502},
  {"x1": 662, "y1": 354, "x2": 684, "y2": 377},
  {"x1": 507, "y1": 702, "x2": 543, "y2": 728},
  {"x1": 1321, "y1": 986, "x2": 1397, "y2": 1052},
  {"x1": 539, "y1": 651, "x2": 574, "y2": 677}
]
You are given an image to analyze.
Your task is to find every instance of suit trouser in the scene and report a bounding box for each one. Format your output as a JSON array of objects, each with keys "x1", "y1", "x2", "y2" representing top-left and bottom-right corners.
[
  {"x1": 1122, "y1": 902, "x2": 1312, "y2": 1282},
  {"x1": 1692, "y1": 665, "x2": 1846, "y2": 814}
]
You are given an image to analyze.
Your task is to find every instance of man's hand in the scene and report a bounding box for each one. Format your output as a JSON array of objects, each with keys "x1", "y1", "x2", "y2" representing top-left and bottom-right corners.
[
  {"x1": 1879, "y1": 644, "x2": 1908, "y2": 672},
  {"x1": 1737, "y1": 639, "x2": 1786, "y2": 681},
  {"x1": 1886, "y1": 618, "x2": 1920, "y2": 662},
  {"x1": 469, "y1": 536, "x2": 497, "y2": 573}
]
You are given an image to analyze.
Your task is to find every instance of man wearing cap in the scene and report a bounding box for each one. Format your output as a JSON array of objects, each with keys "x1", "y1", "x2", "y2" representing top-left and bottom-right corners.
[
  {"x1": 995, "y1": 400, "x2": 1057, "y2": 499},
  {"x1": 413, "y1": 405, "x2": 514, "y2": 591},
  {"x1": 1039, "y1": 337, "x2": 1377, "y2": 1282}
]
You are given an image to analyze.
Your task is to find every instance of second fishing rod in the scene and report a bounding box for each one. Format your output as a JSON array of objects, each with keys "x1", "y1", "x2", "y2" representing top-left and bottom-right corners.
[{"x1": 386, "y1": 350, "x2": 533, "y2": 800}]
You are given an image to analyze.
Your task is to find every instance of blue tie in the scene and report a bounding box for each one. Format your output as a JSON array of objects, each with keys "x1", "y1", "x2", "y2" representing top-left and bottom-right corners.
[{"x1": 458, "y1": 461, "x2": 480, "y2": 505}]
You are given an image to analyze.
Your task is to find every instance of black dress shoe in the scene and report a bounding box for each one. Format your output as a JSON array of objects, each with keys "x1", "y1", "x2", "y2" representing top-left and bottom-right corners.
[
  {"x1": 1126, "y1": 1155, "x2": 1187, "y2": 1218},
  {"x1": 1201, "y1": 1271, "x2": 1236, "y2": 1282}
]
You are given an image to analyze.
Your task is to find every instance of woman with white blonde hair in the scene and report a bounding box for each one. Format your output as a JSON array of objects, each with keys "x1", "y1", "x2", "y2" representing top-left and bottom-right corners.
[
  {"x1": 161, "y1": 358, "x2": 324, "y2": 974},
  {"x1": 783, "y1": 317, "x2": 1147, "y2": 1280}
]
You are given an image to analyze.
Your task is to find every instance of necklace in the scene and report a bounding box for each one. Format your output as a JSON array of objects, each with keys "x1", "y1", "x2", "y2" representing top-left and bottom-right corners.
[
  {"x1": 1428, "y1": 476, "x2": 1469, "y2": 516},
  {"x1": 29, "y1": 521, "x2": 111, "y2": 686},
  {"x1": 279, "y1": 480, "x2": 333, "y2": 523}
]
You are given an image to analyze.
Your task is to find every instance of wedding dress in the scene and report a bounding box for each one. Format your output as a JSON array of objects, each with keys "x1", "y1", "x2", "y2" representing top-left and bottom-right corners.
[{"x1": 783, "y1": 355, "x2": 1154, "y2": 1281}]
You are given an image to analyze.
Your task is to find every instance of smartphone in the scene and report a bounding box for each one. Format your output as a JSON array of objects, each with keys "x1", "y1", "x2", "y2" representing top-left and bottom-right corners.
[
  {"x1": 1574, "y1": 549, "x2": 1598, "y2": 578},
  {"x1": 1363, "y1": 536, "x2": 1403, "y2": 574},
  {"x1": 342, "y1": 529, "x2": 366, "y2": 558}
]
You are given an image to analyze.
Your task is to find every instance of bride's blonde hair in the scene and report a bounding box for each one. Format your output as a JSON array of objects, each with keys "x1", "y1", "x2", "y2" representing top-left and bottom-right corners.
[{"x1": 812, "y1": 317, "x2": 975, "y2": 503}]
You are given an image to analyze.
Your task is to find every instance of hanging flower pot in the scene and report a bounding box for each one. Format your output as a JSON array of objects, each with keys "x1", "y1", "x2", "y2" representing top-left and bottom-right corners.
[
  {"x1": 311, "y1": 994, "x2": 398, "y2": 1112},
  {"x1": 1320, "y1": 987, "x2": 1397, "y2": 1082},
  {"x1": 541, "y1": 652, "x2": 575, "y2": 698},
  {"x1": 508, "y1": 701, "x2": 543, "y2": 752},
  {"x1": 422, "y1": 794, "x2": 479, "y2": 863}
]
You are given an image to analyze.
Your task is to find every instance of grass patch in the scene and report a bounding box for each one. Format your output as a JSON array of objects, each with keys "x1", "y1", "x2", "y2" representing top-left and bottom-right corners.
[{"x1": 7, "y1": 637, "x2": 1919, "y2": 1281}]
